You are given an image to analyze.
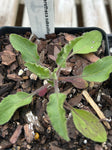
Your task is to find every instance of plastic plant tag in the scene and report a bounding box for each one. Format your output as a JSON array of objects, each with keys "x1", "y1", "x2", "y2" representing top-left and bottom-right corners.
[{"x1": 25, "y1": 0, "x2": 54, "y2": 38}]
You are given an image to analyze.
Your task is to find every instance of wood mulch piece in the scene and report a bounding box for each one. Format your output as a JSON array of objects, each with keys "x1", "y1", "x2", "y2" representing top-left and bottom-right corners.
[{"x1": 0, "y1": 32, "x2": 112, "y2": 150}]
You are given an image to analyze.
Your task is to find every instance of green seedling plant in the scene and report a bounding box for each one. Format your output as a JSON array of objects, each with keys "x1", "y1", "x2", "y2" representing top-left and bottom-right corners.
[{"x1": 0, "y1": 30, "x2": 112, "y2": 142}]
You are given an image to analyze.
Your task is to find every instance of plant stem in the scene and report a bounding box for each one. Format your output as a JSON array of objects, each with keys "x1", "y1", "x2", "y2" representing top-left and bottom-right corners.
[
  {"x1": 64, "y1": 101, "x2": 81, "y2": 117},
  {"x1": 54, "y1": 66, "x2": 62, "y2": 93},
  {"x1": 58, "y1": 75, "x2": 81, "y2": 82},
  {"x1": 17, "y1": 83, "x2": 51, "y2": 104},
  {"x1": 54, "y1": 79, "x2": 59, "y2": 93},
  {"x1": 31, "y1": 83, "x2": 50, "y2": 96},
  {"x1": 64, "y1": 101, "x2": 74, "y2": 111}
]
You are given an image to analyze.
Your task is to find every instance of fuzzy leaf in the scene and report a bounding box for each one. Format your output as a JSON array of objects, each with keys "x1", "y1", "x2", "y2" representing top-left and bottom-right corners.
[
  {"x1": 72, "y1": 108, "x2": 107, "y2": 142},
  {"x1": 0, "y1": 92, "x2": 32, "y2": 125},
  {"x1": 73, "y1": 30, "x2": 102, "y2": 54},
  {"x1": 25, "y1": 62, "x2": 52, "y2": 79},
  {"x1": 82, "y1": 56, "x2": 112, "y2": 82},
  {"x1": 10, "y1": 34, "x2": 39, "y2": 63},
  {"x1": 47, "y1": 93, "x2": 70, "y2": 141},
  {"x1": 56, "y1": 37, "x2": 82, "y2": 68}
]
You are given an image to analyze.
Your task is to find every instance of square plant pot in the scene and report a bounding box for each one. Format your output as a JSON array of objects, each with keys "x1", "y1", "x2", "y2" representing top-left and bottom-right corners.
[{"x1": 0, "y1": 26, "x2": 112, "y2": 150}]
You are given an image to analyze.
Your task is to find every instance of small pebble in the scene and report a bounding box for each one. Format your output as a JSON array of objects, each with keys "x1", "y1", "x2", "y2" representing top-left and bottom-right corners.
[
  {"x1": 72, "y1": 88, "x2": 76, "y2": 94},
  {"x1": 68, "y1": 112, "x2": 72, "y2": 118},
  {"x1": 83, "y1": 139, "x2": 87, "y2": 144},
  {"x1": 34, "y1": 132, "x2": 39, "y2": 140},
  {"x1": 43, "y1": 80, "x2": 48, "y2": 85},
  {"x1": 27, "y1": 144, "x2": 31, "y2": 149},
  {"x1": 22, "y1": 76, "x2": 29, "y2": 80},
  {"x1": 24, "y1": 68, "x2": 29, "y2": 71},
  {"x1": 96, "y1": 90, "x2": 101, "y2": 102},
  {"x1": 105, "y1": 118, "x2": 112, "y2": 122},
  {"x1": 102, "y1": 142, "x2": 108, "y2": 150},
  {"x1": 98, "y1": 103, "x2": 102, "y2": 107},
  {"x1": 110, "y1": 47, "x2": 112, "y2": 54},
  {"x1": 18, "y1": 69, "x2": 24, "y2": 76},
  {"x1": 68, "y1": 94, "x2": 73, "y2": 98},
  {"x1": 30, "y1": 73, "x2": 37, "y2": 80},
  {"x1": 77, "y1": 102, "x2": 83, "y2": 108},
  {"x1": 47, "y1": 126, "x2": 52, "y2": 133}
]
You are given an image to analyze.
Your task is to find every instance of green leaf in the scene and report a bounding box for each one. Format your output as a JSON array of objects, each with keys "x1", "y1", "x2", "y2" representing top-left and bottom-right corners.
[
  {"x1": 25, "y1": 62, "x2": 52, "y2": 79},
  {"x1": 0, "y1": 92, "x2": 32, "y2": 125},
  {"x1": 72, "y1": 108, "x2": 107, "y2": 142},
  {"x1": 10, "y1": 34, "x2": 39, "y2": 63},
  {"x1": 47, "y1": 93, "x2": 70, "y2": 141},
  {"x1": 82, "y1": 56, "x2": 112, "y2": 82},
  {"x1": 73, "y1": 30, "x2": 102, "y2": 54},
  {"x1": 56, "y1": 37, "x2": 82, "y2": 68}
]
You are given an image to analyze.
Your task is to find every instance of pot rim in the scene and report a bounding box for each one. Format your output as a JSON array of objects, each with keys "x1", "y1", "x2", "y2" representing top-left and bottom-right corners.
[{"x1": 0, "y1": 26, "x2": 110, "y2": 56}]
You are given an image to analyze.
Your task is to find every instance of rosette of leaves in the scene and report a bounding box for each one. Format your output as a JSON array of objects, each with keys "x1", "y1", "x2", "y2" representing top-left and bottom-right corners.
[{"x1": 0, "y1": 30, "x2": 112, "y2": 142}]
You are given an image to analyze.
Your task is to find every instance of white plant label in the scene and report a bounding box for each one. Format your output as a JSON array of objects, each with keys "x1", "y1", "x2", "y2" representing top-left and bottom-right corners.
[{"x1": 25, "y1": 0, "x2": 54, "y2": 38}]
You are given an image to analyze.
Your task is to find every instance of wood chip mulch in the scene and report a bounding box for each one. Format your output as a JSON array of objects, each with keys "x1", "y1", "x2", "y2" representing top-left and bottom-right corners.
[{"x1": 0, "y1": 32, "x2": 112, "y2": 150}]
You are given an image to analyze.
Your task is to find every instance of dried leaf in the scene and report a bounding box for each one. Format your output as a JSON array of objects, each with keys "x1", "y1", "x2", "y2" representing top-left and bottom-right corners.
[{"x1": 72, "y1": 78, "x2": 88, "y2": 89}]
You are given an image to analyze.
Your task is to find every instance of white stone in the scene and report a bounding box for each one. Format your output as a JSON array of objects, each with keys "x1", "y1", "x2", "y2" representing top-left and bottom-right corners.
[
  {"x1": 30, "y1": 73, "x2": 37, "y2": 80},
  {"x1": 43, "y1": 80, "x2": 48, "y2": 85},
  {"x1": 26, "y1": 111, "x2": 40, "y2": 127},
  {"x1": 96, "y1": 90, "x2": 101, "y2": 102},
  {"x1": 18, "y1": 69, "x2": 24, "y2": 76},
  {"x1": 98, "y1": 103, "x2": 102, "y2": 107},
  {"x1": 83, "y1": 139, "x2": 87, "y2": 144},
  {"x1": 24, "y1": 67, "x2": 29, "y2": 71},
  {"x1": 110, "y1": 48, "x2": 112, "y2": 54}
]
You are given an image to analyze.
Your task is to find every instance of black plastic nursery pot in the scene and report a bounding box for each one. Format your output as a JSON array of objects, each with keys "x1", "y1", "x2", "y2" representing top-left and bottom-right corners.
[
  {"x1": 0, "y1": 26, "x2": 112, "y2": 150},
  {"x1": 0, "y1": 26, "x2": 111, "y2": 55}
]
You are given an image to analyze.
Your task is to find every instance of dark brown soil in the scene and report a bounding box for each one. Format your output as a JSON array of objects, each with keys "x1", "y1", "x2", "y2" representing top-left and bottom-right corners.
[{"x1": 0, "y1": 32, "x2": 112, "y2": 150}]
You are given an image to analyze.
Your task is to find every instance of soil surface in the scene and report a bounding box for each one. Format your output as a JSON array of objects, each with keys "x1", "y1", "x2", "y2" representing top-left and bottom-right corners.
[{"x1": 0, "y1": 32, "x2": 112, "y2": 150}]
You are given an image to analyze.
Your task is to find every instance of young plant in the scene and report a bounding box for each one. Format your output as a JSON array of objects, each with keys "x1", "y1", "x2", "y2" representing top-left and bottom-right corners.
[{"x1": 0, "y1": 30, "x2": 112, "y2": 142}]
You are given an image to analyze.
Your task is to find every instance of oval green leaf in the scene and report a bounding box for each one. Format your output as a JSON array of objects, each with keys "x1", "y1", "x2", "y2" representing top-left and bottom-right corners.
[
  {"x1": 72, "y1": 108, "x2": 107, "y2": 142},
  {"x1": 82, "y1": 56, "x2": 112, "y2": 82},
  {"x1": 47, "y1": 93, "x2": 70, "y2": 141},
  {"x1": 0, "y1": 92, "x2": 32, "y2": 125},
  {"x1": 73, "y1": 30, "x2": 102, "y2": 54},
  {"x1": 10, "y1": 34, "x2": 39, "y2": 63}
]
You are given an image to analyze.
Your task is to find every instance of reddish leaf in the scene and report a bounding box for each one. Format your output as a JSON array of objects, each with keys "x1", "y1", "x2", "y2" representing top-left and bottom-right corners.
[
  {"x1": 72, "y1": 78, "x2": 88, "y2": 89},
  {"x1": 38, "y1": 87, "x2": 48, "y2": 97}
]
